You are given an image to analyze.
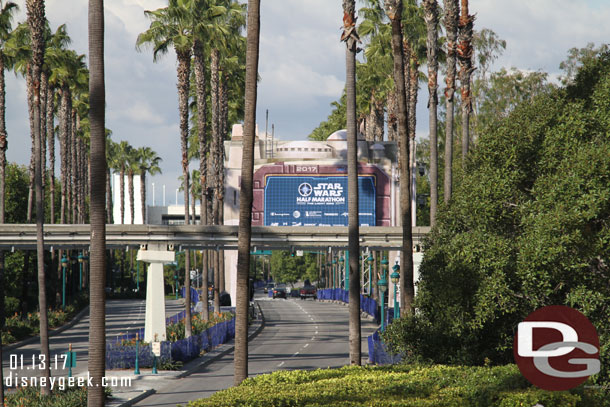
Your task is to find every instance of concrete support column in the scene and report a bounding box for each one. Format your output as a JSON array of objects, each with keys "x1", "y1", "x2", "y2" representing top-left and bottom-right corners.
[{"x1": 137, "y1": 243, "x2": 175, "y2": 342}]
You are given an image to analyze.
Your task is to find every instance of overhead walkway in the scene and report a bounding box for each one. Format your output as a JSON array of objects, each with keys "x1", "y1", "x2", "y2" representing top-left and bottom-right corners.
[{"x1": 0, "y1": 224, "x2": 430, "y2": 250}]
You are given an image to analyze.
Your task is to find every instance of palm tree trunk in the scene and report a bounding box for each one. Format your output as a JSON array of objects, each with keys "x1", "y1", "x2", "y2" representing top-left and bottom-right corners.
[
  {"x1": 106, "y1": 168, "x2": 112, "y2": 223},
  {"x1": 424, "y1": 0, "x2": 439, "y2": 225},
  {"x1": 71, "y1": 109, "x2": 77, "y2": 223},
  {"x1": 386, "y1": 0, "x2": 414, "y2": 316},
  {"x1": 235, "y1": 0, "x2": 260, "y2": 385},
  {"x1": 210, "y1": 48, "x2": 220, "y2": 227},
  {"x1": 176, "y1": 49, "x2": 192, "y2": 338},
  {"x1": 119, "y1": 166, "x2": 125, "y2": 224},
  {"x1": 140, "y1": 172, "x2": 146, "y2": 223},
  {"x1": 458, "y1": 0, "x2": 475, "y2": 163},
  {"x1": 386, "y1": 90, "x2": 397, "y2": 141},
  {"x1": 194, "y1": 38, "x2": 209, "y2": 320},
  {"x1": 87, "y1": 0, "x2": 107, "y2": 404},
  {"x1": 0, "y1": 50, "x2": 7, "y2": 407},
  {"x1": 342, "y1": 0, "x2": 362, "y2": 366},
  {"x1": 41, "y1": 71, "x2": 48, "y2": 203},
  {"x1": 59, "y1": 87, "x2": 69, "y2": 224},
  {"x1": 27, "y1": 0, "x2": 52, "y2": 395},
  {"x1": 47, "y1": 84, "x2": 56, "y2": 223},
  {"x1": 128, "y1": 171, "x2": 134, "y2": 224},
  {"x1": 26, "y1": 66, "x2": 35, "y2": 222},
  {"x1": 444, "y1": 0, "x2": 458, "y2": 203}
]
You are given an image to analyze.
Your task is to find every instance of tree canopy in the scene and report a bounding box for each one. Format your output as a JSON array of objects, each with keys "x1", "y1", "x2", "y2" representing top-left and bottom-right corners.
[{"x1": 384, "y1": 52, "x2": 610, "y2": 385}]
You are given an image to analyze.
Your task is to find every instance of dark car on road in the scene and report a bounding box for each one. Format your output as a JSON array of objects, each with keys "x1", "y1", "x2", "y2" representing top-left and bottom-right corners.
[
  {"x1": 264, "y1": 283, "x2": 275, "y2": 293},
  {"x1": 299, "y1": 284, "x2": 317, "y2": 300},
  {"x1": 272, "y1": 284, "x2": 287, "y2": 299}
]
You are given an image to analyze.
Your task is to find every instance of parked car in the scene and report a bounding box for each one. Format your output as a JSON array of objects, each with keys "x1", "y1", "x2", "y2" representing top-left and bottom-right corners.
[
  {"x1": 299, "y1": 284, "x2": 317, "y2": 300},
  {"x1": 272, "y1": 285, "x2": 287, "y2": 299},
  {"x1": 264, "y1": 283, "x2": 275, "y2": 293}
]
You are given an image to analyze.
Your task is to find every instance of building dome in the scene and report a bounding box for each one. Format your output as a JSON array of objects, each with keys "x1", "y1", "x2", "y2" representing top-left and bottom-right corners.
[
  {"x1": 327, "y1": 129, "x2": 365, "y2": 141},
  {"x1": 275, "y1": 140, "x2": 333, "y2": 159}
]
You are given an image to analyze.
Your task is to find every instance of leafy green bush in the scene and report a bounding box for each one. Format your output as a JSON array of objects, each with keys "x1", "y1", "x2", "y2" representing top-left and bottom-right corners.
[
  {"x1": 383, "y1": 51, "x2": 610, "y2": 385},
  {"x1": 187, "y1": 364, "x2": 609, "y2": 407},
  {"x1": 5, "y1": 386, "x2": 87, "y2": 407}
]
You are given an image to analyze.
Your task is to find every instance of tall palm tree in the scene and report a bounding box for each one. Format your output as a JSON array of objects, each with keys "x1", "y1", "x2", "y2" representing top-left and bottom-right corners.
[
  {"x1": 137, "y1": 146, "x2": 162, "y2": 224},
  {"x1": 126, "y1": 146, "x2": 139, "y2": 224},
  {"x1": 137, "y1": 0, "x2": 195, "y2": 337},
  {"x1": 0, "y1": 2, "x2": 18, "y2": 402},
  {"x1": 423, "y1": 0, "x2": 439, "y2": 225},
  {"x1": 87, "y1": 0, "x2": 106, "y2": 404},
  {"x1": 234, "y1": 0, "x2": 259, "y2": 386},
  {"x1": 341, "y1": 0, "x2": 362, "y2": 366},
  {"x1": 443, "y1": 0, "x2": 459, "y2": 202},
  {"x1": 105, "y1": 133, "x2": 115, "y2": 223},
  {"x1": 385, "y1": 0, "x2": 414, "y2": 316},
  {"x1": 458, "y1": 0, "x2": 474, "y2": 163},
  {"x1": 113, "y1": 140, "x2": 131, "y2": 224},
  {"x1": 26, "y1": 0, "x2": 51, "y2": 396}
]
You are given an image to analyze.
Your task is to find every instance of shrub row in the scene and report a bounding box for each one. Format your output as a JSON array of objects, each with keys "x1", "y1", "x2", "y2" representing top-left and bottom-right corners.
[{"x1": 188, "y1": 364, "x2": 610, "y2": 407}]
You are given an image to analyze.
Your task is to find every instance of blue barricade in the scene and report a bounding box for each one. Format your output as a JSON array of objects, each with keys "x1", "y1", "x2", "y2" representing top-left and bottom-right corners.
[
  {"x1": 317, "y1": 288, "x2": 380, "y2": 322},
  {"x1": 367, "y1": 329, "x2": 403, "y2": 365},
  {"x1": 180, "y1": 286, "x2": 199, "y2": 304}
]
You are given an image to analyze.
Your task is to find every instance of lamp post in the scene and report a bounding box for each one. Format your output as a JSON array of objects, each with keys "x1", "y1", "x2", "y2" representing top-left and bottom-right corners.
[
  {"x1": 83, "y1": 254, "x2": 89, "y2": 289},
  {"x1": 326, "y1": 262, "x2": 331, "y2": 288},
  {"x1": 174, "y1": 273, "x2": 179, "y2": 300},
  {"x1": 366, "y1": 253, "x2": 374, "y2": 296},
  {"x1": 378, "y1": 257, "x2": 389, "y2": 332},
  {"x1": 61, "y1": 255, "x2": 68, "y2": 310},
  {"x1": 338, "y1": 254, "x2": 345, "y2": 289},
  {"x1": 78, "y1": 253, "x2": 84, "y2": 292},
  {"x1": 70, "y1": 256, "x2": 77, "y2": 297},
  {"x1": 136, "y1": 260, "x2": 140, "y2": 292},
  {"x1": 391, "y1": 262, "x2": 400, "y2": 319},
  {"x1": 321, "y1": 264, "x2": 325, "y2": 289}
]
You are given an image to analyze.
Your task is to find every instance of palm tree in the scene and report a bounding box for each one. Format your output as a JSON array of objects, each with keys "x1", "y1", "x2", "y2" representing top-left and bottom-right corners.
[
  {"x1": 104, "y1": 133, "x2": 115, "y2": 223},
  {"x1": 137, "y1": 0, "x2": 195, "y2": 338},
  {"x1": 87, "y1": 0, "x2": 106, "y2": 404},
  {"x1": 341, "y1": 0, "x2": 362, "y2": 366},
  {"x1": 234, "y1": 0, "x2": 259, "y2": 386},
  {"x1": 26, "y1": 0, "x2": 51, "y2": 396},
  {"x1": 423, "y1": 0, "x2": 439, "y2": 225},
  {"x1": 385, "y1": 0, "x2": 414, "y2": 316},
  {"x1": 458, "y1": 0, "x2": 474, "y2": 163},
  {"x1": 0, "y1": 2, "x2": 18, "y2": 402},
  {"x1": 113, "y1": 140, "x2": 131, "y2": 224},
  {"x1": 137, "y1": 146, "x2": 162, "y2": 224},
  {"x1": 443, "y1": 0, "x2": 459, "y2": 202},
  {"x1": 125, "y1": 146, "x2": 139, "y2": 224}
]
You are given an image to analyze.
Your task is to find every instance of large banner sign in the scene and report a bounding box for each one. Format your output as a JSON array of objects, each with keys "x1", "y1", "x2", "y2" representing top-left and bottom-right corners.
[{"x1": 264, "y1": 175, "x2": 376, "y2": 226}]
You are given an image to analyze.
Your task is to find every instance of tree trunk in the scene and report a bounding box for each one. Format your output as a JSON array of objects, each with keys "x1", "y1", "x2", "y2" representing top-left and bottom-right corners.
[
  {"x1": 47, "y1": 84, "x2": 55, "y2": 223},
  {"x1": 235, "y1": 0, "x2": 260, "y2": 385},
  {"x1": 128, "y1": 171, "x2": 134, "y2": 224},
  {"x1": 26, "y1": 0, "x2": 51, "y2": 395},
  {"x1": 458, "y1": 0, "x2": 475, "y2": 164},
  {"x1": 0, "y1": 51, "x2": 6, "y2": 407},
  {"x1": 26, "y1": 66, "x2": 35, "y2": 223},
  {"x1": 424, "y1": 0, "x2": 439, "y2": 226},
  {"x1": 71, "y1": 109, "x2": 77, "y2": 223},
  {"x1": 386, "y1": 0, "x2": 415, "y2": 316},
  {"x1": 176, "y1": 49, "x2": 192, "y2": 338},
  {"x1": 59, "y1": 87, "x2": 70, "y2": 224},
  {"x1": 193, "y1": 38, "x2": 209, "y2": 320},
  {"x1": 140, "y1": 172, "x2": 146, "y2": 223},
  {"x1": 119, "y1": 166, "x2": 125, "y2": 224},
  {"x1": 386, "y1": 90, "x2": 397, "y2": 142},
  {"x1": 443, "y1": 0, "x2": 459, "y2": 203},
  {"x1": 41, "y1": 71, "x2": 48, "y2": 204},
  {"x1": 106, "y1": 168, "x2": 112, "y2": 223},
  {"x1": 342, "y1": 0, "x2": 362, "y2": 366},
  {"x1": 87, "y1": 0, "x2": 107, "y2": 404}
]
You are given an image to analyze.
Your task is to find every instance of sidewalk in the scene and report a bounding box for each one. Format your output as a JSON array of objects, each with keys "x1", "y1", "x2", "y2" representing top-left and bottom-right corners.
[{"x1": 104, "y1": 302, "x2": 265, "y2": 407}]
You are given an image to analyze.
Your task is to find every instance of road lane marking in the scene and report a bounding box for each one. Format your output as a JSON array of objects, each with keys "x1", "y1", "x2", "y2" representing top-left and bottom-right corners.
[
  {"x1": 311, "y1": 336, "x2": 315, "y2": 340},
  {"x1": 293, "y1": 352, "x2": 299, "y2": 357},
  {"x1": 315, "y1": 331, "x2": 318, "y2": 334},
  {"x1": 304, "y1": 343, "x2": 309, "y2": 348},
  {"x1": 277, "y1": 361, "x2": 285, "y2": 367},
  {"x1": 315, "y1": 326, "x2": 318, "y2": 329}
]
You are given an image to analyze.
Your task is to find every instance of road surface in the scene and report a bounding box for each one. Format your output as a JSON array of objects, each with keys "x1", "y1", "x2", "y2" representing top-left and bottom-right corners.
[{"x1": 134, "y1": 293, "x2": 377, "y2": 406}]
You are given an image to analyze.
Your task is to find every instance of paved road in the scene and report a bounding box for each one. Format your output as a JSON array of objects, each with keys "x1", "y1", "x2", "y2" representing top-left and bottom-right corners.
[
  {"x1": 134, "y1": 293, "x2": 378, "y2": 407},
  {"x1": 1, "y1": 299, "x2": 184, "y2": 379}
]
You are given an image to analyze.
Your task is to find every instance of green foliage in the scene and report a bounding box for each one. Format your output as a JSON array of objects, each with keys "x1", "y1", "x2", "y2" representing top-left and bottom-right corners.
[
  {"x1": 270, "y1": 251, "x2": 319, "y2": 285},
  {"x1": 385, "y1": 52, "x2": 610, "y2": 384},
  {"x1": 187, "y1": 364, "x2": 609, "y2": 407},
  {"x1": 308, "y1": 95, "x2": 346, "y2": 141},
  {"x1": 4, "y1": 163, "x2": 28, "y2": 223},
  {"x1": 4, "y1": 386, "x2": 111, "y2": 406}
]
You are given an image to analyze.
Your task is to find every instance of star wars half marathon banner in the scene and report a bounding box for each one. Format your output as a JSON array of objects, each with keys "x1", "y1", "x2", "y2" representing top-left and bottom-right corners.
[{"x1": 264, "y1": 175, "x2": 376, "y2": 226}]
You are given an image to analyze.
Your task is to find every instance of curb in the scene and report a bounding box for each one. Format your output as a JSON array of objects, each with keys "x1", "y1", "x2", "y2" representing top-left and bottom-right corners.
[{"x1": 4, "y1": 306, "x2": 90, "y2": 352}]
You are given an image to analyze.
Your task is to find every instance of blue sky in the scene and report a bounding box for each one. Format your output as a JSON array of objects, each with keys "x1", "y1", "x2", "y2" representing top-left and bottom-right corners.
[{"x1": 4, "y1": 0, "x2": 610, "y2": 206}]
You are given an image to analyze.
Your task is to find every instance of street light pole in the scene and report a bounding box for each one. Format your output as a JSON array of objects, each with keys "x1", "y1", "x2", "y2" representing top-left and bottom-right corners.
[
  {"x1": 78, "y1": 253, "x2": 83, "y2": 292},
  {"x1": 338, "y1": 254, "x2": 345, "y2": 290},
  {"x1": 367, "y1": 253, "x2": 374, "y2": 296},
  {"x1": 391, "y1": 262, "x2": 400, "y2": 319},
  {"x1": 378, "y1": 257, "x2": 389, "y2": 332}
]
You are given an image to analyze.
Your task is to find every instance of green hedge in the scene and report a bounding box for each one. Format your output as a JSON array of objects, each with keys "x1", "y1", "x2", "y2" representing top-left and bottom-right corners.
[{"x1": 188, "y1": 364, "x2": 610, "y2": 407}]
